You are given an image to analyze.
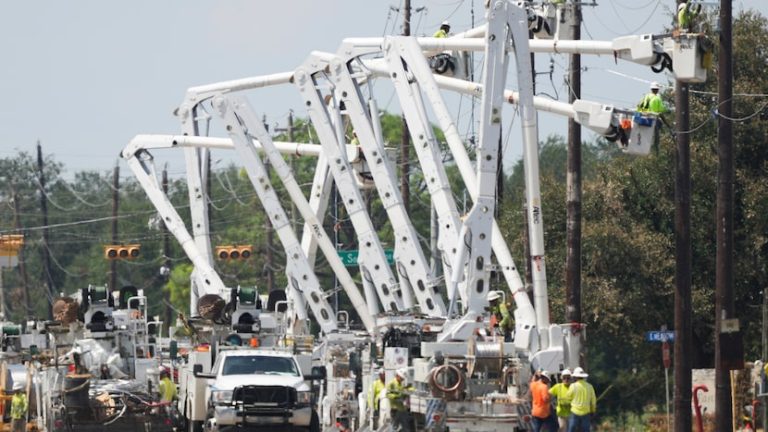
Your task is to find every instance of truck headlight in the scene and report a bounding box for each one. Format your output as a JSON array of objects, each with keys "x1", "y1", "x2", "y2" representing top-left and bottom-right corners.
[
  {"x1": 297, "y1": 391, "x2": 313, "y2": 405},
  {"x1": 211, "y1": 390, "x2": 233, "y2": 405}
]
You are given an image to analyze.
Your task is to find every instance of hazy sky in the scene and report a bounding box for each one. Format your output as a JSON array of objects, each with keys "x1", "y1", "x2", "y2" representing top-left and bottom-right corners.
[{"x1": 1, "y1": 0, "x2": 765, "y2": 180}]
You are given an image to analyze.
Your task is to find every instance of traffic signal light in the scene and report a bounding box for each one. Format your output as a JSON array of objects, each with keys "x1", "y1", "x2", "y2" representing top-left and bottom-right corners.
[
  {"x1": 104, "y1": 244, "x2": 140, "y2": 260},
  {"x1": 215, "y1": 245, "x2": 253, "y2": 260}
]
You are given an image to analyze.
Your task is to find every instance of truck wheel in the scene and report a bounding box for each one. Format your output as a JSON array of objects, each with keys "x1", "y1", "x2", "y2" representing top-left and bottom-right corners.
[
  {"x1": 188, "y1": 420, "x2": 203, "y2": 432},
  {"x1": 307, "y1": 411, "x2": 320, "y2": 432}
]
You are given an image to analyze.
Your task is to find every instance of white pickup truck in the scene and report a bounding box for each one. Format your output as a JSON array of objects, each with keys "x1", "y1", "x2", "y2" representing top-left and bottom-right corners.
[{"x1": 197, "y1": 349, "x2": 321, "y2": 432}]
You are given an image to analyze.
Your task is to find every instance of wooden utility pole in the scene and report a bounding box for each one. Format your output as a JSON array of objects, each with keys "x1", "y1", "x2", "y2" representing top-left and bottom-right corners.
[
  {"x1": 715, "y1": 0, "x2": 736, "y2": 429},
  {"x1": 400, "y1": 0, "x2": 412, "y2": 213},
  {"x1": 11, "y1": 189, "x2": 30, "y2": 316},
  {"x1": 162, "y1": 166, "x2": 172, "y2": 327},
  {"x1": 37, "y1": 141, "x2": 55, "y2": 319},
  {"x1": 110, "y1": 164, "x2": 119, "y2": 292},
  {"x1": 565, "y1": 0, "x2": 583, "y2": 331},
  {"x1": 674, "y1": 69, "x2": 693, "y2": 432}
]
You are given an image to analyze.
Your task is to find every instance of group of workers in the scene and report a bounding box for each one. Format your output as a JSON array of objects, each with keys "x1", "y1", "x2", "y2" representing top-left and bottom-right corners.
[
  {"x1": 368, "y1": 367, "x2": 415, "y2": 432},
  {"x1": 531, "y1": 367, "x2": 597, "y2": 432}
]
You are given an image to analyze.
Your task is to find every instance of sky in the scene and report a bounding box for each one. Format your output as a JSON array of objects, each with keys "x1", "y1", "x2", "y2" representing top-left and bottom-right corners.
[{"x1": 1, "y1": 0, "x2": 766, "y2": 181}]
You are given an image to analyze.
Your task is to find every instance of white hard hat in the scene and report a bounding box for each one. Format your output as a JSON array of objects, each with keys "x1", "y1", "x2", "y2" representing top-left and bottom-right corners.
[
  {"x1": 396, "y1": 368, "x2": 408, "y2": 379},
  {"x1": 539, "y1": 370, "x2": 551, "y2": 380},
  {"x1": 441, "y1": 21, "x2": 450, "y2": 27},
  {"x1": 650, "y1": 81, "x2": 661, "y2": 90},
  {"x1": 487, "y1": 291, "x2": 501, "y2": 302},
  {"x1": 377, "y1": 368, "x2": 385, "y2": 375},
  {"x1": 561, "y1": 368, "x2": 572, "y2": 376},
  {"x1": 677, "y1": 3, "x2": 686, "y2": 11},
  {"x1": 572, "y1": 367, "x2": 589, "y2": 378}
]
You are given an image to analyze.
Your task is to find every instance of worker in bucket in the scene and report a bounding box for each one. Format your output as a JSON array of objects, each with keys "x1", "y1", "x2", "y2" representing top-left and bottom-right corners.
[
  {"x1": 677, "y1": 1, "x2": 702, "y2": 32},
  {"x1": 433, "y1": 21, "x2": 450, "y2": 38},
  {"x1": 637, "y1": 82, "x2": 667, "y2": 114},
  {"x1": 549, "y1": 369, "x2": 573, "y2": 432},
  {"x1": 368, "y1": 368, "x2": 386, "y2": 428},
  {"x1": 10, "y1": 383, "x2": 27, "y2": 432},
  {"x1": 387, "y1": 368, "x2": 414, "y2": 432},
  {"x1": 566, "y1": 367, "x2": 596, "y2": 432},
  {"x1": 487, "y1": 290, "x2": 514, "y2": 341}
]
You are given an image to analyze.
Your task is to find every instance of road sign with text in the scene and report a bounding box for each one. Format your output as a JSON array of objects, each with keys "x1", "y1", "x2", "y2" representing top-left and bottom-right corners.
[{"x1": 646, "y1": 331, "x2": 675, "y2": 342}]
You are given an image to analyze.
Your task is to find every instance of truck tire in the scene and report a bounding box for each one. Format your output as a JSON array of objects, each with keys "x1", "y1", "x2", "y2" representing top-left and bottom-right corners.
[
  {"x1": 307, "y1": 411, "x2": 320, "y2": 432},
  {"x1": 188, "y1": 420, "x2": 203, "y2": 432}
]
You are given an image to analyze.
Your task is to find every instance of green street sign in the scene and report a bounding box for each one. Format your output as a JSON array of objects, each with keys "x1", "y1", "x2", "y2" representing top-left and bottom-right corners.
[{"x1": 337, "y1": 249, "x2": 394, "y2": 267}]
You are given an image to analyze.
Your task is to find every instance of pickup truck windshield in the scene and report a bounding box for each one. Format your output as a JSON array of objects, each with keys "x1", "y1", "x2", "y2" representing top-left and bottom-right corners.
[{"x1": 221, "y1": 356, "x2": 300, "y2": 376}]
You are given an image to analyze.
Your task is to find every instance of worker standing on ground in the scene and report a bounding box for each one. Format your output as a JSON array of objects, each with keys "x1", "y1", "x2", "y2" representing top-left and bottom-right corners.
[
  {"x1": 10, "y1": 383, "x2": 27, "y2": 432},
  {"x1": 387, "y1": 368, "x2": 414, "y2": 432},
  {"x1": 159, "y1": 368, "x2": 177, "y2": 403},
  {"x1": 433, "y1": 21, "x2": 450, "y2": 38},
  {"x1": 677, "y1": 1, "x2": 702, "y2": 32},
  {"x1": 549, "y1": 369, "x2": 573, "y2": 432},
  {"x1": 487, "y1": 291, "x2": 514, "y2": 341},
  {"x1": 637, "y1": 82, "x2": 667, "y2": 115},
  {"x1": 530, "y1": 371, "x2": 559, "y2": 432},
  {"x1": 368, "y1": 368, "x2": 386, "y2": 429},
  {"x1": 565, "y1": 367, "x2": 596, "y2": 432}
]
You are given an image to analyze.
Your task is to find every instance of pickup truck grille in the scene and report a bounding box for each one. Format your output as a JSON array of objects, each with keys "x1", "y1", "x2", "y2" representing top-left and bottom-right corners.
[{"x1": 233, "y1": 385, "x2": 296, "y2": 407}]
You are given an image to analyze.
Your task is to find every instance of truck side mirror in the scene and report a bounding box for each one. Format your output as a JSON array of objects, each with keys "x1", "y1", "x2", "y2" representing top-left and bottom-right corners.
[
  {"x1": 192, "y1": 364, "x2": 216, "y2": 379},
  {"x1": 305, "y1": 365, "x2": 326, "y2": 381}
]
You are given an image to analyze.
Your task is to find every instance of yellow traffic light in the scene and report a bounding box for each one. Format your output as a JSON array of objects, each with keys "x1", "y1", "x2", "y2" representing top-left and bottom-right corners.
[
  {"x1": 215, "y1": 245, "x2": 253, "y2": 260},
  {"x1": 104, "y1": 244, "x2": 140, "y2": 260}
]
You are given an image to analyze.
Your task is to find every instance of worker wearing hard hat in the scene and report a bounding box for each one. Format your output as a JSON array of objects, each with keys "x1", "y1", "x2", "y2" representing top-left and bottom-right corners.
[
  {"x1": 549, "y1": 369, "x2": 573, "y2": 432},
  {"x1": 487, "y1": 291, "x2": 514, "y2": 341},
  {"x1": 433, "y1": 21, "x2": 450, "y2": 38},
  {"x1": 678, "y1": 1, "x2": 702, "y2": 32},
  {"x1": 530, "y1": 371, "x2": 559, "y2": 432},
  {"x1": 386, "y1": 368, "x2": 414, "y2": 431},
  {"x1": 10, "y1": 383, "x2": 27, "y2": 432},
  {"x1": 637, "y1": 82, "x2": 667, "y2": 115},
  {"x1": 159, "y1": 368, "x2": 177, "y2": 403},
  {"x1": 565, "y1": 367, "x2": 596, "y2": 432},
  {"x1": 368, "y1": 368, "x2": 387, "y2": 428}
]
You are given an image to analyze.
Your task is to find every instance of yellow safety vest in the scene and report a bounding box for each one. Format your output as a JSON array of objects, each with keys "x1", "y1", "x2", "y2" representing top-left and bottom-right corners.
[
  {"x1": 565, "y1": 379, "x2": 596, "y2": 416},
  {"x1": 368, "y1": 379, "x2": 386, "y2": 410},
  {"x1": 549, "y1": 382, "x2": 572, "y2": 417},
  {"x1": 159, "y1": 377, "x2": 177, "y2": 402},
  {"x1": 386, "y1": 379, "x2": 413, "y2": 412},
  {"x1": 10, "y1": 392, "x2": 27, "y2": 420}
]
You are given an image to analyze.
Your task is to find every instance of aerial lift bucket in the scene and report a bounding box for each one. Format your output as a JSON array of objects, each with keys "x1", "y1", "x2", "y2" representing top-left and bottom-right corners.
[
  {"x1": 665, "y1": 33, "x2": 710, "y2": 83},
  {"x1": 624, "y1": 113, "x2": 658, "y2": 156}
]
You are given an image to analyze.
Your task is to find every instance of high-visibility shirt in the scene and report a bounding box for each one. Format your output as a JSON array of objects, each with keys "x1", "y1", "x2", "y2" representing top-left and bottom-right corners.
[
  {"x1": 530, "y1": 380, "x2": 551, "y2": 419},
  {"x1": 433, "y1": 29, "x2": 448, "y2": 38},
  {"x1": 637, "y1": 93, "x2": 666, "y2": 114},
  {"x1": 368, "y1": 378, "x2": 386, "y2": 410},
  {"x1": 549, "y1": 382, "x2": 572, "y2": 418},
  {"x1": 491, "y1": 302, "x2": 513, "y2": 332},
  {"x1": 678, "y1": 1, "x2": 699, "y2": 30},
  {"x1": 10, "y1": 393, "x2": 27, "y2": 420},
  {"x1": 159, "y1": 377, "x2": 177, "y2": 402},
  {"x1": 386, "y1": 379, "x2": 413, "y2": 412},
  {"x1": 565, "y1": 379, "x2": 596, "y2": 416}
]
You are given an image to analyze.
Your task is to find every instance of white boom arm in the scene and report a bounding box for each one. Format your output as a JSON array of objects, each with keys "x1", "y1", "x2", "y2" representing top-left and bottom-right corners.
[
  {"x1": 329, "y1": 47, "x2": 449, "y2": 317},
  {"x1": 210, "y1": 95, "x2": 343, "y2": 334},
  {"x1": 294, "y1": 54, "x2": 408, "y2": 313}
]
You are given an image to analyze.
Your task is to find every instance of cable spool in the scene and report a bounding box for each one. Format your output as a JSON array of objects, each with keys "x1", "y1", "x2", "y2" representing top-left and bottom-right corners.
[
  {"x1": 428, "y1": 364, "x2": 466, "y2": 401},
  {"x1": 197, "y1": 294, "x2": 226, "y2": 320},
  {"x1": 53, "y1": 297, "x2": 80, "y2": 324}
]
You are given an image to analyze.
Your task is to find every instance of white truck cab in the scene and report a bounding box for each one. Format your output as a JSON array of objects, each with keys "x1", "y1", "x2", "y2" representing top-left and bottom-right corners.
[{"x1": 198, "y1": 349, "x2": 320, "y2": 432}]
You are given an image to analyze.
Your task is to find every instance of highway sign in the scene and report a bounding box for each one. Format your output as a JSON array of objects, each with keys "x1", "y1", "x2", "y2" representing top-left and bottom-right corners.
[
  {"x1": 337, "y1": 249, "x2": 394, "y2": 267},
  {"x1": 646, "y1": 330, "x2": 675, "y2": 342}
]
